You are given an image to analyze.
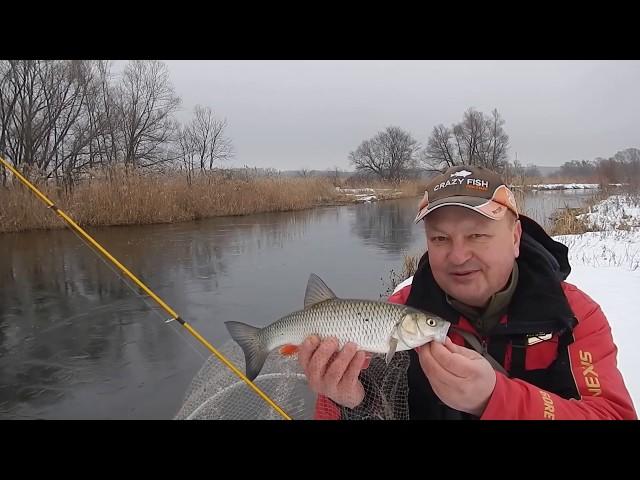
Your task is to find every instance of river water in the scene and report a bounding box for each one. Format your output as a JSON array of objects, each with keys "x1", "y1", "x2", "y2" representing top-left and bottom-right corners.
[{"x1": 0, "y1": 189, "x2": 594, "y2": 419}]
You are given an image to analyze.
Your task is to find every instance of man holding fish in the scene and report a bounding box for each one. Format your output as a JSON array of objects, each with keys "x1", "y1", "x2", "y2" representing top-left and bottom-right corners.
[{"x1": 297, "y1": 166, "x2": 637, "y2": 420}]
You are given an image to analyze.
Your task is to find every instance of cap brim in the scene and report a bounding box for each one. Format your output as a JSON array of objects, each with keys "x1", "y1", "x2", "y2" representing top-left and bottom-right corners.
[{"x1": 414, "y1": 195, "x2": 509, "y2": 223}]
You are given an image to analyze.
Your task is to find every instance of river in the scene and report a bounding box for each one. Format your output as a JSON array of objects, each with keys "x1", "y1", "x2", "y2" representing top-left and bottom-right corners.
[{"x1": 0, "y1": 189, "x2": 594, "y2": 419}]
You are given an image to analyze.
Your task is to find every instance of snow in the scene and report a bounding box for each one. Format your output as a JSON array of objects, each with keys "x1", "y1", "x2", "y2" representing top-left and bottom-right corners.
[
  {"x1": 335, "y1": 187, "x2": 376, "y2": 194},
  {"x1": 531, "y1": 183, "x2": 600, "y2": 190},
  {"x1": 353, "y1": 195, "x2": 377, "y2": 202},
  {"x1": 335, "y1": 187, "x2": 402, "y2": 203},
  {"x1": 575, "y1": 194, "x2": 640, "y2": 231},
  {"x1": 518, "y1": 183, "x2": 623, "y2": 191}
]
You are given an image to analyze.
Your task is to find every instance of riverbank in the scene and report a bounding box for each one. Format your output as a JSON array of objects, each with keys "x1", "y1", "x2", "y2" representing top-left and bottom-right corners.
[
  {"x1": 544, "y1": 187, "x2": 637, "y2": 236},
  {"x1": 0, "y1": 171, "x2": 425, "y2": 234},
  {"x1": 511, "y1": 183, "x2": 623, "y2": 191}
]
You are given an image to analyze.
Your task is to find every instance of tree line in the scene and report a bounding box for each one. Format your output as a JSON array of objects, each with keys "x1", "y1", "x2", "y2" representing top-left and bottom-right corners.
[
  {"x1": 0, "y1": 60, "x2": 233, "y2": 189},
  {"x1": 349, "y1": 107, "x2": 510, "y2": 181},
  {"x1": 507, "y1": 149, "x2": 640, "y2": 187},
  {"x1": 349, "y1": 109, "x2": 640, "y2": 187},
  {"x1": 557, "y1": 149, "x2": 640, "y2": 186},
  {"x1": 2, "y1": 60, "x2": 637, "y2": 189}
]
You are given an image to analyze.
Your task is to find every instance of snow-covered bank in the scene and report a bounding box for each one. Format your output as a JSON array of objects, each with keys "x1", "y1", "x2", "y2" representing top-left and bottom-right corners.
[
  {"x1": 575, "y1": 194, "x2": 640, "y2": 231},
  {"x1": 335, "y1": 187, "x2": 403, "y2": 203},
  {"x1": 532, "y1": 183, "x2": 600, "y2": 190},
  {"x1": 511, "y1": 183, "x2": 622, "y2": 191}
]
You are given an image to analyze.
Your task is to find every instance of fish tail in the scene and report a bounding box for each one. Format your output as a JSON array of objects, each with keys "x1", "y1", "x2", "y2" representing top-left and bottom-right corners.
[{"x1": 224, "y1": 321, "x2": 268, "y2": 381}]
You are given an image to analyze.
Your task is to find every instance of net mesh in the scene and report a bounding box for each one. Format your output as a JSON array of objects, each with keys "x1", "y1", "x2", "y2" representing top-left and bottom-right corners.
[
  {"x1": 175, "y1": 340, "x2": 411, "y2": 420},
  {"x1": 175, "y1": 340, "x2": 314, "y2": 420},
  {"x1": 337, "y1": 351, "x2": 410, "y2": 420}
]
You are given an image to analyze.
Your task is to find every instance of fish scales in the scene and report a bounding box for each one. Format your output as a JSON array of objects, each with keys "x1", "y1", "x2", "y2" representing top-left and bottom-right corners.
[{"x1": 262, "y1": 300, "x2": 408, "y2": 353}]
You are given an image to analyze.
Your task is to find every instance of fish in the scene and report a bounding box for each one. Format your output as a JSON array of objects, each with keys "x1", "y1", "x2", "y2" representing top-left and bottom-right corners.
[{"x1": 225, "y1": 273, "x2": 451, "y2": 380}]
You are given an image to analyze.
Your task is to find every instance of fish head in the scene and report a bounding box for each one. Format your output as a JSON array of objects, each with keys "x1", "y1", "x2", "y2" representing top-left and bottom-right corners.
[{"x1": 393, "y1": 309, "x2": 450, "y2": 349}]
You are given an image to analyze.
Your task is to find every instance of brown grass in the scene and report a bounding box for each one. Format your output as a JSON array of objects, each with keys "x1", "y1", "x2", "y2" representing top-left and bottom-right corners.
[
  {"x1": 0, "y1": 170, "x2": 424, "y2": 233},
  {"x1": 548, "y1": 209, "x2": 594, "y2": 236},
  {"x1": 548, "y1": 189, "x2": 612, "y2": 236},
  {"x1": 380, "y1": 252, "x2": 421, "y2": 298}
]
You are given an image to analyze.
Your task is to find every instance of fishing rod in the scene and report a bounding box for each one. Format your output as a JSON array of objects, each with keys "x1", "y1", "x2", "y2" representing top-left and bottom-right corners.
[{"x1": 0, "y1": 155, "x2": 291, "y2": 420}]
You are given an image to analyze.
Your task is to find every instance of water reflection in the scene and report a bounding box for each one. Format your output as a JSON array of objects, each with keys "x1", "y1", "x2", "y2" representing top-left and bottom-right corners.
[
  {"x1": 349, "y1": 198, "x2": 418, "y2": 255},
  {"x1": 0, "y1": 207, "x2": 340, "y2": 418},
  {"x1": 519, "y1": 189, "x2": 595, "y2": 228}
]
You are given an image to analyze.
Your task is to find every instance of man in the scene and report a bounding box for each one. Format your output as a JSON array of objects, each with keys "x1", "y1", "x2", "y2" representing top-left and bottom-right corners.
[{"x1": 298, "y1": 165, "x2": 636, "y2": 420}]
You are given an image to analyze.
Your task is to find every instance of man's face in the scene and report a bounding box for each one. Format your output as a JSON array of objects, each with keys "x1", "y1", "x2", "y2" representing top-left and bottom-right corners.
[{"x1": 424, "y1": 206, "x2": 522, "y2": 308}]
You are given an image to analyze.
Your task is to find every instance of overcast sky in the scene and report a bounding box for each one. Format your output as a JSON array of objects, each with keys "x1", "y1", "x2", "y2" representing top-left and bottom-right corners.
[{"x1": 158, "y1": 60, "x2": 640, "y2": 171}]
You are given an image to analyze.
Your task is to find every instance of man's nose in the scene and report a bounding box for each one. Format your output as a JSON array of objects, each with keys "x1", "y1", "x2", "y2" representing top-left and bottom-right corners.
[{"x1": 448, "y1": 239, "x2": 472, "y2": 265}]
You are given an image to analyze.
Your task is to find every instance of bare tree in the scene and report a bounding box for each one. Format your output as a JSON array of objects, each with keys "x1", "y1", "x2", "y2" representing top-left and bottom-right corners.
[
  {"x1": 423, "y1": 107, "x2": 510, "y2": 173},
  {"x1": 331, "y1": 165, "x2": 342, "y2": 186},
  {"x1": 181, "y1": 105, "x2": 233, "y2": 172},
  {"x1": 484, "y1": 109, "x2": 510, "y2": 170},
  {"x1": 116, "y1": 60, "x2": 181, "y2": 169},
  {"x1": 84, "y1": 60, "x2": 123, "y2": 171},
  {"x1": 178, "y1": 124, "x2": 197, "y2": 184},
  {"x1": 0, "y1": 60, "x2": 236, "y2": 190},
  {"x1": 49, "y1": 61, "x2": 100, "y2": 188},
  {"x1": 1, "y1": 60, "x2": 95, "y2": 185},
  {"x1": 457, "y1": 107, "x2": 486, "y2": 165},
  {"x1": 597, "y1": 158, "x2": 623, "y2": 185},
  {"x1": 599, "y1": 148, "x2": 640, "y2": 188},
  {"x1": 423, "y1": 124, "x2": 456, "y2": 170},
  {"x1": 0, "y1": 61, "x2": 20, "y2": 186},
  {"x1": 615, "y1": 148, "x2": 640, "y2": 189},
  {"x1": 349, "y1": 126, "x2": 419, "y2": 181}
]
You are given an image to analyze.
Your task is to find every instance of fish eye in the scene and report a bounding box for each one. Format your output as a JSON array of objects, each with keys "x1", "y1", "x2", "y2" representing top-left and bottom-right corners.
[{"x1": 426, "y1": 318, "x2": 437, "y2": 327}]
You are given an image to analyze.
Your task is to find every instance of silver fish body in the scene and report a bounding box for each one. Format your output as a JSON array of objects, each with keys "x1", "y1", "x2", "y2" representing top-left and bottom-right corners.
[
  {"x1": 225, "y1": 273, "x2": 450, "y2": 380},
  {"x1": 261, "y1": 299, "x2": 439, "y2": 354}
]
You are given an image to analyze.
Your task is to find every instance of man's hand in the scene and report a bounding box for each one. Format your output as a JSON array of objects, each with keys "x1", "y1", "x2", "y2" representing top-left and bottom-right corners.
[
  {"x1": 297, "y1": 336, "x2": 369, "y2": 409},
  {"x1": 417, "y1": 337, "x2": 497, "y2": 417}
]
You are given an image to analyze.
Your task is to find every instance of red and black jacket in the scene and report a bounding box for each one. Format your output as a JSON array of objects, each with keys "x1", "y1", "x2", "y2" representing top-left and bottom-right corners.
[{"x1": 316, "y1": 216, "x2": 637, "y2": 420}]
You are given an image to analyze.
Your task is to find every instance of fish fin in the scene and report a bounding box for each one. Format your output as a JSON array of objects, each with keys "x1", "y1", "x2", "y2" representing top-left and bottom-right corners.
[
  {"x1": 224, "y1": 321, "x2": 268, "y2": 381},
  {"x1": 304, "y1": 273, "x2": 338, "y2": 309},
  {"x1": 386, "y1": 337, "x2": 398, "y2": 364},
  {"x1": 279, "y1": 344, "x2": 299, "y2": 356}
]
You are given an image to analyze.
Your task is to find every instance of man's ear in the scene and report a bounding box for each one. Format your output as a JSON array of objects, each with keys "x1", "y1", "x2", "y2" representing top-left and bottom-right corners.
[{"x1": 513, "y1": 219, "x2": 522, "y2": 258}]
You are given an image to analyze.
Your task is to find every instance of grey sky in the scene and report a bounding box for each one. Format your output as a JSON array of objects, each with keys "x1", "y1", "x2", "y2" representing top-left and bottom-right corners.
[{"x1": 160, "y1": 60, "x2": 640, "y2": 171}]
